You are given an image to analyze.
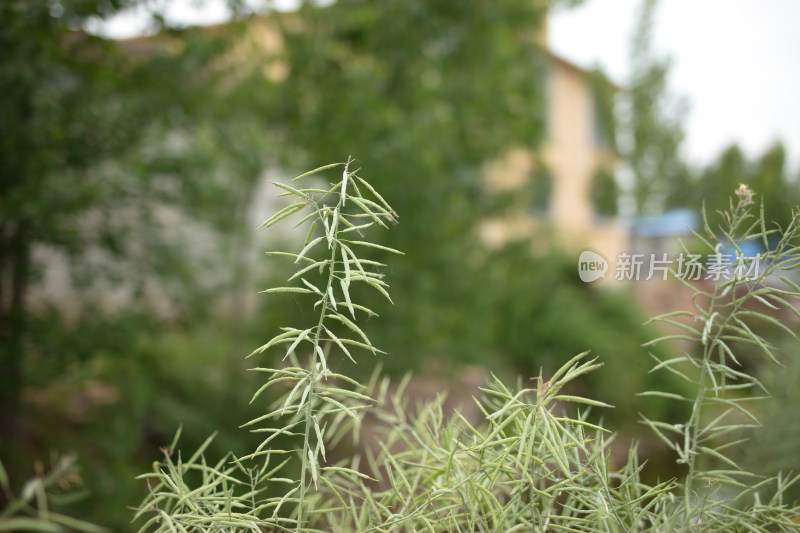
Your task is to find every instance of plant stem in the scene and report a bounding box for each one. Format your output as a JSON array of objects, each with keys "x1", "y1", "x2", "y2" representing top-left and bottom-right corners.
[
  {"x1": 683, "y1": 318, "x2": 710, "y2": 527},
  {"x1": 683, "y1": 197, "x2": 753, "y2": 529},
  {"x1": 296, "y1": 189, "x2": 345, "y2": 533}
]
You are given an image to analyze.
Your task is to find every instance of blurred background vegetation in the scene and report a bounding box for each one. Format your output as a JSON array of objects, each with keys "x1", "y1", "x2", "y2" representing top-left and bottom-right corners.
[{"x1": 1, "y1": 0, "x2": 798, "y2": 528}]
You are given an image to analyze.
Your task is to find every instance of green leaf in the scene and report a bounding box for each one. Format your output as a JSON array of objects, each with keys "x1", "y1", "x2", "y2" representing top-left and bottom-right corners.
[
  {"x1": 312, "y1": 416, "x2": 326, "y2": 462},
  {"x1": 328, "y1": 312, "x2": 375, "y2": 353},
  {"x1": 271, "y1": 180, "x2": 312, "y2": 201},
  {"x1": 341, "y1": 247, "x2": 352, "y2": 288},
  {"x1": 636, "y1": 391, "x2": 692, "y2": 402},
  {"x1": 300, "y1": 278, "x2": 323, "y2": 296},
  {"x1": 248, "y1": 329, "x2": 302, "y2": 358},
  {"x1": 45, "y1": 513, "x2": 108, "y2": 533},
  {"x1": 323, "y1": 326, "x2": 355, "y2": 364},
  {"x1": 362, "y1": 277, "x2": 394, "y2": 304},
  {"x1": 259, "y1": 286, "x2": 315, "y2": 295},
  {"x1": 265, "y1": 251, "x2": 317, "y2": 264},
  {"x1": 553, "y1": 395, "x2": 613, "y2": 408},
  {"x1": 548, "y1": 351, "x2": 591, "y2": 384},
  {"x1": 698, "y1": 445, "x2": 742, "y2": 470},
  {"x1": 0, "y1": 518, "x2": 64, "y2": 532},
  {"x1": 291, "y1": 162, "x2": 343, "y2": 181},
  {"x1": 738, "y1": 309, "x2": 799, "y2": 340},
  {"x1": 639, "y1": 415, "x2": 679, "y2": 452},
  {"x1": 259, "y1": 201, "x2": 306, "y2": 228},
  {"x1": 318, "y1": 395, "x2": 359, "y2": 422},
  {"x1": 355, "y1": 176, "x2": 397, "y2": 217},
  {"x1": 339, "y1": 279, "x2": 355, "y2": 318},
  {"x1": 342, "y1": 240, "x2": 404, "y2": 255},
  {"x1": 320, "y1": 477, "x2": 355, "y2": 524},
  {"x1": 348, "y1": 196, "x2": 389, "y2": 229},
  {"x1": 319, "y1": 387, "x2": 373, "y2": 403},
  {"x1": 303, "y1": 218, "x2": 318, "y2": 245},
  {"x1": 168, "y1": 425, "x2": 183, "y2": 455},
  {"x1": 289, "y1": 260, "x2": 329, "y2": 281},
  {"x1": 285, "y1": 328, "x2": 313, "y2": 359},
  {"x1": 336, "y1": 337, "x2": 386, "y2": 355},
  {"x1": 295, "y1": 236, "x2": 325, "y2": 264},
  {"x1": 0, "y1": 460, "x2": 8, "y2": 492}
]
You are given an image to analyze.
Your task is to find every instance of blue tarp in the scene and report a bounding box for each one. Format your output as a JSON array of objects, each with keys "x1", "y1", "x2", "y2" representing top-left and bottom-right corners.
[{"x1": 631, "y1": 208, "x2": 697, "y2": 238}]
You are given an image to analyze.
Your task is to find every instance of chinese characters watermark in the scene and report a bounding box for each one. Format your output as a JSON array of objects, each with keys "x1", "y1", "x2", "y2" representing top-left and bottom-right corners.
[{"x1": 578, "y1": 251, "x2": 762, "y2": 283}]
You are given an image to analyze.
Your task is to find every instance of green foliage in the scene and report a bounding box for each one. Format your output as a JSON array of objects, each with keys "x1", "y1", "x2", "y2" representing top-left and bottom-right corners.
[
  {"x1": 4, "y1": 3, "x2": 631, "y2": 528},
  {"x1": 625, "y1": 0, "x2": 690, "y2": 215},
  {"x1": 273, "y1": 0, "x2": 549, "y2": 368},
  {"x1": 698, "y1": 142, "x2": 800, "y2": 233},
  {"x1": 16, "y1": 306, "x2": 271, "y2": 530},
  {"x1": 135, "y1": 161, "x2": 402, "y2": 531},
  {"x1": 740, "y1": 350, "x2": 800, "y2": 502},
  {"x1": 643, "y1": 184, "x2": 800, "y2": 528},
  {"x1": 0, "y1": 13, "x2": 286, "y2": 528},
  {"x1": 697, "y1": 145, "x2": 751, "y2": 217},
  {"x1": 0, "y1": 456, "x2": 105, "y2": 532},
  {"x1": 589, "y1": 68, "x2": 618, "y2": 154},
  {"x1": 0, "y1": 0, "x2": 256, "y2": 464},
  {"x1": 591, "y1": 167, "x2": 619, "y2": 217},
  {"x1": 530, "y1": 166, "x2": 554, "y2": 214},
  {"x1": 482, "y1": 243, "x2": 683, "y2": 428},
  {"x1": 136, "y1": 164, "x2": 800, "y2": 532}
]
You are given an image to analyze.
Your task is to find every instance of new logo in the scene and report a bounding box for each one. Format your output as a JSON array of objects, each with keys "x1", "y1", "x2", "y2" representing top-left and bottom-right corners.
[{"x1": 578, "y1": 250, "x2": 608, "y2": 283}]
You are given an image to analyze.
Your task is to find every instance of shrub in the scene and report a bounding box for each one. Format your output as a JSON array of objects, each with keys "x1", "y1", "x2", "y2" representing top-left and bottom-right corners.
[
  {"x1": 0, "y1": 456, "x2": 105, "y2": 532},
  {"x1": 134, "y1": 165, "x2": 800, "y2": 531}
]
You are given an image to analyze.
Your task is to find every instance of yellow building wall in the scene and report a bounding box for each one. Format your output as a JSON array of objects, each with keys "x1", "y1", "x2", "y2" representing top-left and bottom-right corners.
[
  {"x1": 481, "y1": 53, "x2": 626, "y2": 265},
  {"x1": 543, "y1": 57, "x2": 598, "y2": 233}
]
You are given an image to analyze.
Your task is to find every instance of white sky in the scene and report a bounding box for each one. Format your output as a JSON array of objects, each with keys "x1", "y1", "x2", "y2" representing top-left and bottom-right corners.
[
  {"x1": 550, "y1": 0, "x2": 800, "y2": 173},
  {"x1": 99, "y1": 0, "x2": 800, "y2": 174}
]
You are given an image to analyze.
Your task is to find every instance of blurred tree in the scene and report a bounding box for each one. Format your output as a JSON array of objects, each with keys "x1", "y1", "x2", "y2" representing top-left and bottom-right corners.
[
  {"x1": 588, "y1": 68, "x2": 619, "y2": 217},
  {"x1": 0, "y1": 0, "x2": 255, "y2": 464},
  {"x1": 0, "y1": 0, "x2": 130, "y2": 456},
  {"x1": 753, "y1": 142, "x2": 797, "y2": 229},
  {"x1": 590, "y1": 68, "x2": 618, "y2": 155},
  {"x1": 698, "y1": 142, "x2": 798, "y2": 231},
  {"x1": 591, "y1": 168, "x2": 619, "y2": 217},
  {"x1": 481, "y1": 242, "x2": 686, "y2": 429},
  {"x1": 698, "y1": 144, "x2": 749, "y2": 215},
  {"x1": 625, "y1": 0, "x2": 689, "y2": 215},
  {"x1": 272, "y1": 0, "x2": 551, "y2": 369}
]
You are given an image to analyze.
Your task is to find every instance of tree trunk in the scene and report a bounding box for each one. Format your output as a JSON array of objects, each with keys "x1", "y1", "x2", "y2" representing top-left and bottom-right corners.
[{"x1": 0, "y1": 222, "x2": 30, "y2": 464}]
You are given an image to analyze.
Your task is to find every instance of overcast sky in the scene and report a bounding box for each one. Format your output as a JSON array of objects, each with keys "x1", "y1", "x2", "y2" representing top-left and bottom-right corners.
[
  {"x1": 550, "y1": 0, "x2": 800, "y2": 173},
  {"x1": 100, "y1": 0, "x2": 800, "y2": 174}
]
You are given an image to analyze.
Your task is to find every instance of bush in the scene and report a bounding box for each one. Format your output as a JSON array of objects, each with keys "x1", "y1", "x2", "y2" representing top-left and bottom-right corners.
[
  {"x1": 134, "y1": 166, "x2": 800, "y2": 531},
  {"x1": 0, "y1": 455, "x2": 105, "y2": 532}
]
